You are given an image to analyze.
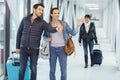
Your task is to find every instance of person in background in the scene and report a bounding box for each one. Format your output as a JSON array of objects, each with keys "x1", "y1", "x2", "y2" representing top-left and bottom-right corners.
[
  {"x1": 78, "y1": 14, "x2": 98, "y2": 68},
  {"x1": 16, "y1": 3, "x2": 61, "y2": 80},
  {"x1": 43, "y1": 8, "x2": 83, "y2": 80}
]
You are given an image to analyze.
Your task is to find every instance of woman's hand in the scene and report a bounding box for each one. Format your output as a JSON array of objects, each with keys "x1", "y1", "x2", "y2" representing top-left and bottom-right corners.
[{"x1": 77, "y1": 18, "x2": 85, "y2": 27}]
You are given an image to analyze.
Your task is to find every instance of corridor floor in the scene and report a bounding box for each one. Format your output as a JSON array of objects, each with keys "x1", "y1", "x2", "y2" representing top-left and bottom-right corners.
[{"x1": 37, "y1": 28, "x2": 120, "y2": 80}]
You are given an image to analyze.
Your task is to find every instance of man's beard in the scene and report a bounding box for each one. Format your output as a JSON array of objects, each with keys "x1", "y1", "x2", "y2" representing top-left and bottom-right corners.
[{"x1": 35, "y1": 13, "x2": 41, "y2": 17}]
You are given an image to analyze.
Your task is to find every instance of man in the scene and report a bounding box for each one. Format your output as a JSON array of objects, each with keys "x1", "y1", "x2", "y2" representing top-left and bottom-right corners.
[
  {"x1": 79, "y1": 14, "x2": 98, "y2": 68},
  {"x1": 16, "y1": 3, "x2": 60, "y2": 80}
]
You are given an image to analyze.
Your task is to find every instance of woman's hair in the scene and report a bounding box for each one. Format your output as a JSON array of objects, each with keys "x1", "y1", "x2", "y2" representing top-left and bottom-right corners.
[
  {"x1": 50, "y1": 8, "x2": 59, "y2": 20},
  {"x1": 50, "y1": 8, "x2": 59, "y2": 14}
]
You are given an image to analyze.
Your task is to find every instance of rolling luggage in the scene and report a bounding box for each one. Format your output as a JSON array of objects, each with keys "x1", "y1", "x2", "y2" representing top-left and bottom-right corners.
[
  {"x1": 93, "y1": 44, "x2": 103, "y2": 65},
  {"x1": 6, "y1": 51, "x2": 30, "y2": 80}
]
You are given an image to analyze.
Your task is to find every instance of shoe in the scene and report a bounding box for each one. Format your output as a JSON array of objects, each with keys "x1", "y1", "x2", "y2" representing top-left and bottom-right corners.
[
  {"x1": 91, "y1": 63, "x2": 94, "y2": 67},
  {"x1": 84, "y1": 64, "x2": 88, "y2": 68}
]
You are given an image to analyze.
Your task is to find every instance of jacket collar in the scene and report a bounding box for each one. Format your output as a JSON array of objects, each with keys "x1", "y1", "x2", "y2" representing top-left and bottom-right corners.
[{"x1": 27, "y1": 14, "x2": 42, "y2": 21}]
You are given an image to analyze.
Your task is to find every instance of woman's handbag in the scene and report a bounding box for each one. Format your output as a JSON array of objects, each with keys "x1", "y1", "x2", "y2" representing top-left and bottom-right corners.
[
  {"x1": 64, "y1": 37, "x2": 75, "y2": 56},
  {"x1": 39, "y1": 41, "x2": 50, "y2": 60}
]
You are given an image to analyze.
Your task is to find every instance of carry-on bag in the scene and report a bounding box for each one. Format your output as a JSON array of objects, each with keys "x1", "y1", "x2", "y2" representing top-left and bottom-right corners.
[
  {"x1": 6, "y1": 51, "x2": 30, "y2": 80},
  {"x1": 93, "y1": 44, "x2": 103, "y2": 65}
]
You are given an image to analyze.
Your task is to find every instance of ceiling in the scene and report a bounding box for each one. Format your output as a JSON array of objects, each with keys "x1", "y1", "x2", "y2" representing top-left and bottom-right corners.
[{"x1": 68, "y1": 0, "x2": 112, "y2": 10}]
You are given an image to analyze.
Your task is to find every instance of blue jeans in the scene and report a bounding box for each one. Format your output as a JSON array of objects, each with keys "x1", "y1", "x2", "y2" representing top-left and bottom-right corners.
[
  {"x1": 83, "y1": 40, "x2": 94, "y2": 65},
  {"x1": 49, "y1": 46, "x2": 67, "y2": 80},
  {"x1": 19, "y1": 47, "x2": 39, "y2": 80}
]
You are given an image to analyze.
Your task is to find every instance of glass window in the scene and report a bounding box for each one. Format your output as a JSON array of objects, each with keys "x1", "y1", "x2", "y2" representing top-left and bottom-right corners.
[
  {"x1": 31, "y1": 0, "x2": 40, "y2": 13},
  {"x1": 0, "y1": 1, "x2": 5, "y2": 76},
  {"x1": 9, "y1": 0, "x2": 27, "y2": 55}
]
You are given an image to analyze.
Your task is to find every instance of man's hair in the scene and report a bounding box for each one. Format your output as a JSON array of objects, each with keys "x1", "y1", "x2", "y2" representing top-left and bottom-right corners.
[
  {"x1": 33, "y1": 3, "x2": 44, "y2": 9},
  {"x1": 84, "y1": 14, "x2": 91, "y2": 19}
]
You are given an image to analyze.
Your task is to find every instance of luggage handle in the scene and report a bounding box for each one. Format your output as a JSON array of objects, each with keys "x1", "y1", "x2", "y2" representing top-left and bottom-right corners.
[
  {"x1": 94, "y1": 44, "x2": 100, "y2": 49},
  {"x1": 12, "y1": 51, "x2": 16, "y2": 66},
  {"x1": 11, "y1": 51, "x2": 20, "y2": 66}
]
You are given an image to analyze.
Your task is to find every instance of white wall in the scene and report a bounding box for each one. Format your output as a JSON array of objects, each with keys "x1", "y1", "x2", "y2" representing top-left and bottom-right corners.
[
  {"x1": 115, "y1": 0, "x2": 120, "y2": 70},
  {"x1": 103, "y1": 0, "x2": 120, "y2": 70},
  {"x1": 103, "y1": 0, "x2": 119, "y2": 51}
]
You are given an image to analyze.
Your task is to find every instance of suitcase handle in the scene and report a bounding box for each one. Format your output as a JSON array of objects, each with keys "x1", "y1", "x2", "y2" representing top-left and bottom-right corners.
[
  {"x1": 12, "y1": 51, "x2": 16, "y2": 54},
  {"x1": 11, "y1": 51, "x2": 20, "y2": 66},
  {"x1": 94, "y1": 44, "x2": 100, "y2": 49}
]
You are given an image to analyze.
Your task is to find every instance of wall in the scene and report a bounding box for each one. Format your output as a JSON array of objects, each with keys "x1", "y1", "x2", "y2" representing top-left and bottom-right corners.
[
  {"x1": 116, "y1": 0, "x2": 120, "y2": 70},
  {"x1": 103, "y1": 0, "x2": 120, "y2": 70}
]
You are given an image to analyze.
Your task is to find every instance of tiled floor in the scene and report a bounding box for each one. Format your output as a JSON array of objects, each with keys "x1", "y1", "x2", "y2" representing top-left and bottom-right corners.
[{"x1": 37, "y1": 28, "x2": 120, "y2": 80}]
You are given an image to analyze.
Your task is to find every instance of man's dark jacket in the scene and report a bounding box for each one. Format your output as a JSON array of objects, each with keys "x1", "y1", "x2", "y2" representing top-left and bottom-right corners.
[
  {"x1": 79, "y1": 22, "x2": 98, "y2": 43},
  {"x1": 16, "y1": 14, "x2": 57, "y2": 49}
]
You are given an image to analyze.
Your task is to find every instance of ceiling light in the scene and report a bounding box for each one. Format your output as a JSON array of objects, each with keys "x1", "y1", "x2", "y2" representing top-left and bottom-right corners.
[
  {"x1": 89, "y1": 7, "x2": 99, "y2": 10},
  {"x1": 85, "y1": 3, "x2": 99, "y2": 8},
  {"x1": 85, "y1": 3, "x2": 99, "y2": 10}
]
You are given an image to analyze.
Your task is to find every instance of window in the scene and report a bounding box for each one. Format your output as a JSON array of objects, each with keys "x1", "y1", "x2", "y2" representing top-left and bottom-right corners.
[{"x1": 0, "y1": 1, "x2": 5, "y2": 76}]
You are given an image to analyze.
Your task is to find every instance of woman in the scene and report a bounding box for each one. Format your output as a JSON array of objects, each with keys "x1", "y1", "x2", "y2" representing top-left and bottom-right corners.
[{"x1": 43, "y1": 8, "x2": 82, "y2": 80}]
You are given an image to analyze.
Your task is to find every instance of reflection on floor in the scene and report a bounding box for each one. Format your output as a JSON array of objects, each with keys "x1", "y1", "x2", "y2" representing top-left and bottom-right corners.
[{"x1": 37, "y1": 28, "x2": 120, "y2": 80}]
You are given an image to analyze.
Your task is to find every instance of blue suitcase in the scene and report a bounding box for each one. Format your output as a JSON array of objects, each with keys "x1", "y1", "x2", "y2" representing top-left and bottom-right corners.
[{"x1": 6, "y1": 52, "x2": 30, "y2": 80}]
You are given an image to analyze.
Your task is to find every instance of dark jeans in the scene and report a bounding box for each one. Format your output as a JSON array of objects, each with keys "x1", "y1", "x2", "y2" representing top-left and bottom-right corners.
[
  {"x1": 83, "y1": 40, "x2": 94, "y2": 65},
  {"x1": 19, "y1": 47, "x2": 39, "y2": 80}
]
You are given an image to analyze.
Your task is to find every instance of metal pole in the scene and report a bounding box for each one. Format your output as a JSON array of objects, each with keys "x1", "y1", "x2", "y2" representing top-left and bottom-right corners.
[
  {"x1": 4, "y1": 0, "x2": 10, "y2": 79},
  {"x1": 27, "y1": 0, "x2": 31, "y2": 15}
]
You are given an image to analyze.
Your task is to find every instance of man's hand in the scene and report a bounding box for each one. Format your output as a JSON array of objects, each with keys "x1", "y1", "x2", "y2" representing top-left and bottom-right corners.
[
  {"x1": 79, "y1": 43, "x2": 81, "y2": 46},
  {"x1": 46, "y1": 38, "x2": 51, "y2": 42},
  {"x1": 95, "y1": 43, "x2": 99, "y2": 45},
  {"x1": 16, "y1": 49, "x2": 20, "y2": 54}
]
